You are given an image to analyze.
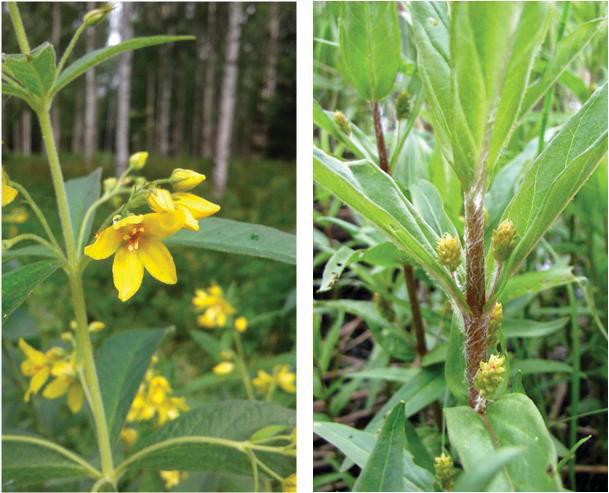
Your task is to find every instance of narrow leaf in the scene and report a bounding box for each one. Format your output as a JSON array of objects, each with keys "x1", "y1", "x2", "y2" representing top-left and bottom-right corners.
[{"x1": 65, "y1": 167, "x2": 102, "y2": 242}]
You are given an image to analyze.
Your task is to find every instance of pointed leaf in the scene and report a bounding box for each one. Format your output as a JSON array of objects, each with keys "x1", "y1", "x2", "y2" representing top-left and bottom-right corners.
[
  {"x1": 65, "y1": 167, "x2": 102, "y2": 242},
  {"x1": 454, "y1": 446, "x2": 522, "y2": 492},
  {"x1": 3, "y1": 42, "x2": 57, "y2": 97},
  {"x1": 410, "y1": 179, "x2": 458, "y2": 238}
]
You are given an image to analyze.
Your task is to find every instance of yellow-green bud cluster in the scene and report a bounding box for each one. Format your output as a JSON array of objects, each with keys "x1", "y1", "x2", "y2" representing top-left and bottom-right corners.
[
  {"x1": 434, "y1": 453, "x2": 455, "y2": 490},
  {"x1": 492, "y1": 220, "x2": 517, "y2": 262},
  {"x1": 395, "y1": 91, "x2": 411, "y2": 120},
  {"x1": 333, "y1": 111, "x2": 351, "y2": 135},
  {"x1": 488, "y1": 302, "x2": 503, "y2": 346},
  {"x1": 129, "y1": 151, "x2": 149, "y2": 170},
  {"x1": 83, "y1": 3, "x2": 113, "y2": 27},
  {"x1": 436, "y1": 234, "x2": 462, "y2": 272},
  {"x1": 473, "y1": 354, "x2": 506, "y2": 399},
  {"x1": 373, "y1": 293, "x2": 395, "y2": 322}
]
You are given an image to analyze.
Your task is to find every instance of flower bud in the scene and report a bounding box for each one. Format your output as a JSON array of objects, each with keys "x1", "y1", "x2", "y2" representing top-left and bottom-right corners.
[
  {"x1": 436, "y1": 234, "x2": 462, "y2": 272},
  {"x1": 170, "y1": 168, "x2": 206, "y2": 192},
  {"x1": 473, "y1": 354, "x2": 506, "y2": 399},
  {"x1": 489, "y1": 302, "x2": 503, "y2": 331},
  {"x1": 83, "y1": 3, "x2": 113, "y2": 27},
  {"x1": 234, "y1": 316, "x2": 248, "y2": 333},
  {"x1": 147, "y1": 188, "x2": 175, "y2": 212},
  {"x1": 212, "y1": 361, "x2": 234, "y2": 376},
  {"x1": 88, "y1": 321, "x2": 106, "y2": 332},
  {"x1": 120, "y1": 427, "x2": 139, "y2": 448},
  {"x1": 111, "y1": 195, "x2": 123, "y2": 208},
  {"x1": 333, "y1": 111, "x2": 351, "y2": 135},
  {"x1": 103, "y1": 177, "x2": 118, "y2": 194},
  {"x1": 395, "y1": 91, "x2": 411, "y2": 120},
  {"x1": 492, "y1": 219, "x2": 517, "y2": 262},
  {"x1": 129, "y1": 151, "x2": 149, "y2": 170},
  {"x1": 434, "y1": 453, "x2": 455, "y2": 490}
]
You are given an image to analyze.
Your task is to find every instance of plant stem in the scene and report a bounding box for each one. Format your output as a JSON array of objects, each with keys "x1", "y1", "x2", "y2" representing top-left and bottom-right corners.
[
  {"x1": 57, "y1": 22, "x2": 87, "y2": 74},
  {"x1": 404, "y1": 265, "x2": 426, "y2": 356},
  {"x1": 38, "y1": 108, "x2": 115, "y2": 482},
  {"x1": 8, "y1": 2, "x2": 31, "y2": 56},
  {"x1": 463, "y1": 186, "x2": 489, "y2": 409},
  {"x1": 233, "y1": 330, "x2": 255, "y2": 400},
  {"x1": 371, "y1": 101, "x2": 389, "y2": 173}
]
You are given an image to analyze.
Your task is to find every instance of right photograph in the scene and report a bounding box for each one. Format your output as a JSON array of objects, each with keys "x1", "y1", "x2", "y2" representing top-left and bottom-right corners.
[{"x1": 313, "y1": 2, "x2": 608, "y2": 492}]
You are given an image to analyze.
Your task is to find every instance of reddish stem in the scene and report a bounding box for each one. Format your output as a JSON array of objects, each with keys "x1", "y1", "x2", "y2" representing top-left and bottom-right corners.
[{"x1": 371, "y1": 101, "x2": 389, "y2": 173}]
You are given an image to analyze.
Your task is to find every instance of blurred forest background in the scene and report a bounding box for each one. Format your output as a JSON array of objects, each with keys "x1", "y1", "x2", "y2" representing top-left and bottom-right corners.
[{"x1": 2, "y1": 1, "x2": 297, "y2": 449}]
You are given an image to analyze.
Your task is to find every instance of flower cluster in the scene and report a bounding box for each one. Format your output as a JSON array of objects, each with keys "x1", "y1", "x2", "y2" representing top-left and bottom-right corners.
[
  {"x1": 18, "y1": 338, "x2": 84, "y2": 413},
  {"x1": 282, "y1": 473, "x2": 297, "y2": 493},
  {"x1": 473, "y1": 354, "x2": 506, "y2": 400},
  {"x1": 434, "y1": 453, "x2": 455, "y2": 490},
  {"x1": 2, "y1": 205, "x2": 29, "y2": 238},
  {"x1": 492, "y1": 219, "x2": 518, "y2": 262},
  {"x1": 84, "y1": 152, "x2": 220, "y2": 301},
  {"x1": 160, "y1": 470, "x2": 189, "y2": 490},
  {"x1": 436, "y1": 233, "x2": 462, "y2": 271},
  {"x1": 253, "y1": 364, "x2": 296, "y2": 395},
  {"x1": 192, "y1": 284, "x2": 236, "y2": 329}
]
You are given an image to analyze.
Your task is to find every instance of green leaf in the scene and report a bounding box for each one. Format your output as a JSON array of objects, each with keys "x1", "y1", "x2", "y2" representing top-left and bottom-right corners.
[
  {"x1": 494, "y1": 83, "x2": 608, "y2": 301},
  {"x1": 503, "y1": 317, "x2": 568, "y2": 338},
  {"x1": 2, "y1": 81, "x2": 31, "y2": 103},
  {"x1": 3, "y1": 42, "x2": 57, "y2": 97},
  {"x1": 313, "y1": 148, "x2": 465, "y2": 309},
  {"x1": 65, "y1": 167, "x2": 102, "y2": 242},
  {"x1": 354, "y1": 403, "x2": 405, "y2": 492},
  {"x1": 313, "y1": 421, "x2": 434, "y2": 491},
  {"x1": 346, "y1": 367, "x2": 419, "y2": 383},
  {"x1": 360, "y1": 242, "x2": 410, "y2": 267},
  {"x1": 2, "y1": 245, "x2": 58, "y2": 261},
  {"x1": 410, "y1": 179, "x2": 458, "y2": 238},
  {"x1": 445, "y1": 393, "x2": 562, "y2": 491},
  {"x1": 445, "y1": 313, "x2": 468, "y2": 403},
  {"x1": 318, "y1": 246, "x2": 361, "y2": 292},
  {"x1": 519, "y1": 18, "x2": 605, "y2": 120},
  {"x1": 501, "y1": 266, "x2": 578, "y2": 301},
  {"x1": 97, "y1": 328, "x2": 167, "y2": 446},
  {"x1": 511, "y1": 359, "x2": 572, "y2": 376},
  {"x1": 2, "y1": 434, "x2": 99, "y2": 487},
  {"x1": 338, "y1": 2, "x2": 400, "y2": 101},
  {"x1": 404, "y1": 418, "x2": 434, "y2": 473},
  {"x1": 189, "y1": 330, "x2": 223, "y2": 362},
  {"x1": 124, "y1": 401, "x2": 295, "y2": 477},
  {"x1": 454, "y1": 446, "x2": 522, "y2": 492},
  {"x1": 165, "y1": 218, "x2": 295, "y2": 265},
  {"x1": 52, "y1": 36, "x2": 195, "y2": 95},
  {"x1": 2, "y1": 260, "x2": 61, "y2": 320}
]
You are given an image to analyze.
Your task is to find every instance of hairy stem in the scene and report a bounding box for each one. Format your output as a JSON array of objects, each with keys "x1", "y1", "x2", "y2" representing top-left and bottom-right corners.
[{"x1": 371, "y1": 101, "x2": 389, "y2": 173}]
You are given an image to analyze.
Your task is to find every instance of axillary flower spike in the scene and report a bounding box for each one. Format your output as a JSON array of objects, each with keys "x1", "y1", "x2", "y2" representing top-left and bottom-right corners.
[{"x1": 84, "y1": 210, "x2": 186, "y2": 301}]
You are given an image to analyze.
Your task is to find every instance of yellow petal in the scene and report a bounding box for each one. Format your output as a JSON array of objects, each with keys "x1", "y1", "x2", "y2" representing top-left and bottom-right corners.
[
  {"x1": 2, "y1": 172, "x2": 18, "y2": 206},
  {"x1": 113, "y1": 247, "x2": 144, "y2": 301},
  {"x1": 29, "y1": 366, "x2": 51, "y2": 396},
  {"x1": 142, "y1": 210, "x2": 185, "y2": 239},
  {"x1": 42, "y1": 376, "x2": 71, "y2": 399},
  {"x1": 176, "y1": 204, "x2": 200, "y2": 231},
  {"x1": 113, "y1": 214, "x2": 144, "y2": 230},
  {"x1": 67, "y1": 383, "x2": 84, "y2": 413},
  {"x1": 172, "y1": 193, "x2": 221, "y2": 219},
  {"x1": 148, "y1": 188, "x2": 175, "y2": 212},
  {"x1": 139, "y1": 239, "x2": 177, "y2": 284},
  {"x1": 84, "y1": 227, "x2": 122, "y2": 260},
  {"x1": 18, "y1": 338, "x2": 48, "y2": 365},
  {"x1": 170, "y1": 168, "x2": 206, "y2": 191}
]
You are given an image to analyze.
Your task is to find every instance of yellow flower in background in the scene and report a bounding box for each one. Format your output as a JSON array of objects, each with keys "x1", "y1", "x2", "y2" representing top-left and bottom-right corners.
[
  {"x1": 234, "y1": 316, "x2": 248, "y2": 333},
  {"x1": 18, "y1": 338, "x2": 61, "y2": 402},
  {"x1": 84, "y1": 211, "x2": 186, "y2": 301},
  {"x1": 160, "y1": 470, "x2": 188, "y2": 489},
  {"x1": 282, "y1": 473, "x2": 297, "y2": 493},
  {"x1": 253, "y1": 370, "x2": 274, "y2": 394},
  {"x1": 2, "y1": 170, "x2": 18, "y2": 206},
  {"x1": 148, "y1": 187, "x2": 220, "y2": 232},
  {"x1": 120, "y1": 427, "x2": 139, "y2": 447},
  {"x1": 276, "y1": 365, "x2": 296, "y2": 393},
  {"x1": 42, "y1": 354, "x2": 85, "y2": 414},
  {"x1": 170, "y1": 168, "x2": 206, "y2": 192},
  {"x1": 212, "y1": 361, "x2": 234, "y2": 376},
  {"x1": 193, "y1": 284, "x2": 235, "y2": 329},
  {"x1": 3, "y1": 206, "x2": 28, "y2": 224},
  {"x1": 126, "y1": 367, "x2": 188, "y2": 426}
]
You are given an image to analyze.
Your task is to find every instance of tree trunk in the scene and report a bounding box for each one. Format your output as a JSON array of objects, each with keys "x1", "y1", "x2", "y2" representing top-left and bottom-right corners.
[
  {"x1": 84, "y1": 2, "x2": 97, "y2": 168},
  {"x1": 146, "y1": 70, "x2": 156, "y2": 151},
  {"x1": 201, "y1": 3, "x2": 216, "y2": 157},
  {"x1": 51, "y1": 2, "x2": 61, "y2": 148},
  {"x1": 21, "y1": 109, "x2": 32, "y2": 155},
  {"x1": 252, "y1": 3, "x2": 280, "y2": 152},
  {"x1": 213, "y1": 3, "x2": 243, "y2": 197},
  {"x1": 115, "y1": 2, "x2": 134, "y2": 176},
  {"x1": 72, "y1": 87, "x2": 84, "y2": 154},
  {"x1": 172, "y1": 72, "x2": 185, "y2": 155}
]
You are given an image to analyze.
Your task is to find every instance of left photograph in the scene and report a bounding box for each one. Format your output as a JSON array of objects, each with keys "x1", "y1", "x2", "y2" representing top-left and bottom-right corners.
[{"x1": 2, "y1": 2, "x2": 296, "y2": 492}]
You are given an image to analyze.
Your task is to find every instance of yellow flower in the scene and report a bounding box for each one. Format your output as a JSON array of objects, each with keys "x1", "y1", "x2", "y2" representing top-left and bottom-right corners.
[
  {"x1": 253, "y1": 370, "x2": 274, "y2": 394},
  {"x1": 473, "y1": 354, "x2": 506, "y2": 399},
  {"x1": 18, "y1": 338, "x2": 60, "y2": 402},
  {"x1": 84, "y1": 211, "x2": 186, "y2": 301},
  {"x1": 193, "y1": 284, "x2": 235, "y2": 329},
  {"x1": 212, "y1": 361, "x2": 234, "y2": 376},
  {"x1": 88, "y1": 321, "x2": 106, "y2": 332},
  {"x1": 234, "y1": 316, "x2": 248, "y2": 333},
  {"x1": 492, "y1": 219, "x2": 518, "y2": 262},
  {"x1": 282, "y1": 473, "x2": 297, "y2": 493},
  {"x1": 276, "y1": 365, "x2": 296, "y2": 393},
  {"x1": 434, "y1": 453, "x2": 455, "y2": 490},
  {"x1": 120, "y1": 427, "x2": 139, "y2": 447},
  {"x1": 436, "y1": 234, "x2": 462, "y2": 271},
  {"x1": 160, "y1": 470, "x2": 188, "y2": 489},
  {"x1": 148, "y1": 188, "x2": 220, "y2": 232},
  {"x1": 129, "y1": 151, "x2": 149, "y2": 170},
  {"x1": 3, "y1": 206, "x2": 28, "y2": 224},
  {"x1": 2, "y1": 171, "x2": 18, "y2": 206},
  {"x1": 170, "y1": 168, "x2": 206, "y2": 191},
  {"x1": 43, "y1": 355, "x2": 85, "y2": 414}
]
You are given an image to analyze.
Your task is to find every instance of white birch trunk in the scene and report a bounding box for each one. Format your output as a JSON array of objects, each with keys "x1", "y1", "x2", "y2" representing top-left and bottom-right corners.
[
  {"x1": 201, "y1": 3, "x2": 217, "y2": 157},
  {"x1": 115, "y1": 2, "x2": 134, "y2": 176},
  {"x1": 84, "y1": 2, "x2": 97, "y2": 167}
]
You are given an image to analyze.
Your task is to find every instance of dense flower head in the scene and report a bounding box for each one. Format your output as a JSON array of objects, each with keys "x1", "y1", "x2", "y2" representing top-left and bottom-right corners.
[
  {"x1": 333, "y1": 111, "x2": 351, "y2": 135},
  {"x1": 160, "y1": 470, "x2": 188, "y2": 489},
  {"x1": 395, "y1": 91, "x2": 411, "y2": 120},
  {"x1": 434, "y1": 453, "x2": 455, "y2": 490},
  {"x1": 85, "y1": 211, "x2": 186, "y2": 301},
  {"x1": 436, "y1": 233, "x2": 462, "y2": 271},
  {"x1": 193, "y1": 284, "x2": 235, "y2": 329},
  {"x1": 473, "y1": 354, "x2": 506, "y2": 399},
  {"x1": 282, "y1": 473, "x2": 297, "y2": 493},
  {"x1": 253, "y1": 364, "x2": 296, "y2": 395},
  {"x1": 170, "y1": 168, "x2": 206, "y2": 192},
  {"x1": 127, "y1": 365, "x2": 188, "y2": 426},
  {"x1": 18, "y1": 338, "x2": 84, "y2": 413},
  {"x1": 2, "y1": 170, "x2": 18, "y2": 206},
  {"x1": 492, "y1": 219, "x2": 518, "y2": 262},
  {"x1": 489, "y1": 302, "x2": 503, "y2": 331}
]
